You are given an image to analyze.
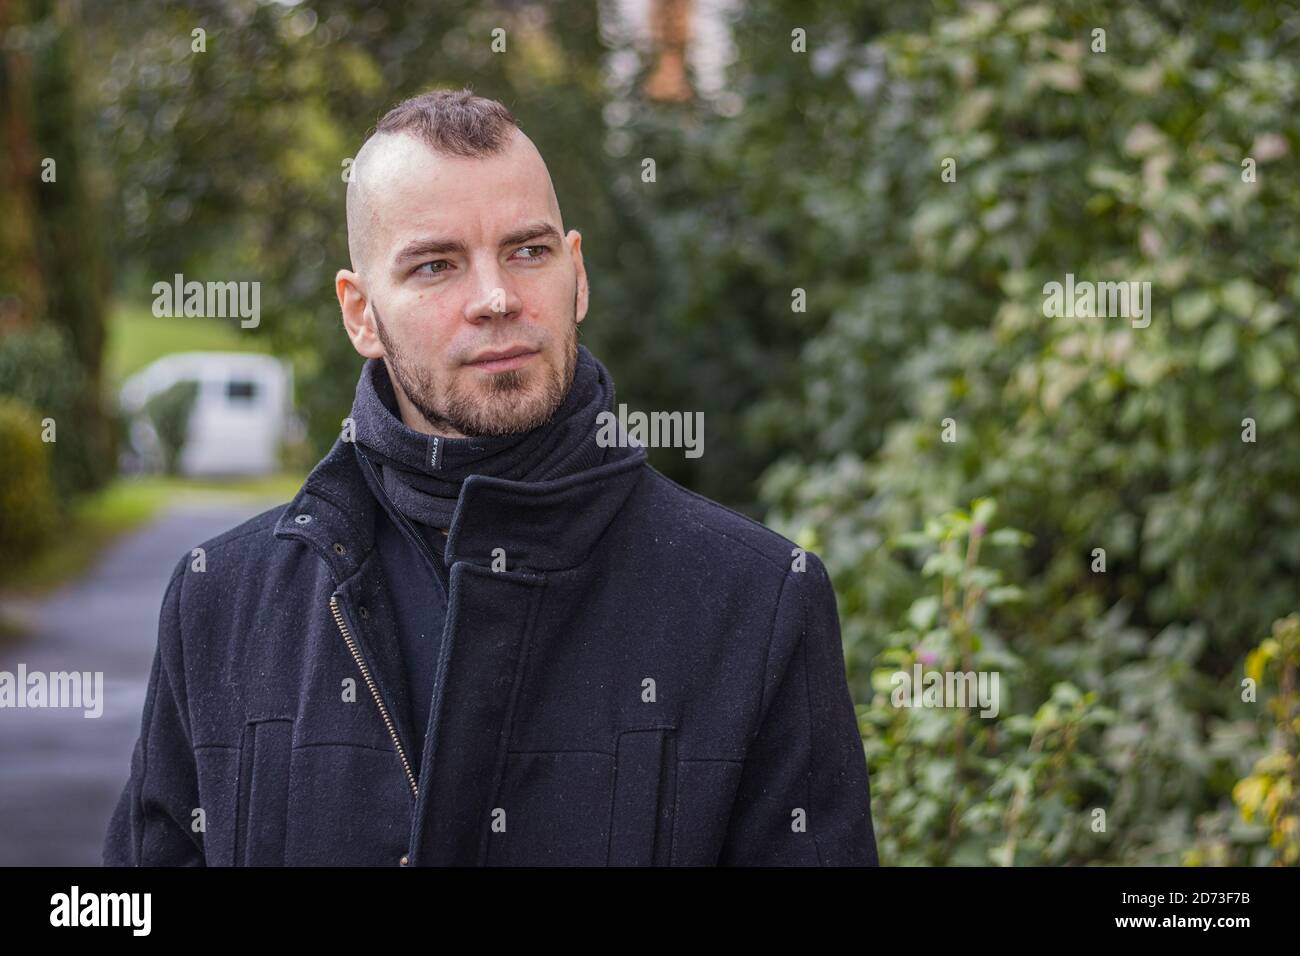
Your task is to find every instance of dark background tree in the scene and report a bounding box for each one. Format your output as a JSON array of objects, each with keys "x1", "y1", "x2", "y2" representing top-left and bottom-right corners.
[{"x1": 1, "y1": 0, "x2": 113, "y2": 500}]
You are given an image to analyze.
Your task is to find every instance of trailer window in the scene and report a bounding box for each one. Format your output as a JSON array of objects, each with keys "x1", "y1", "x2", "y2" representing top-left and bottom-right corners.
[{"x1": 227, "y1": 380, "x2": 258, "y2": 402}]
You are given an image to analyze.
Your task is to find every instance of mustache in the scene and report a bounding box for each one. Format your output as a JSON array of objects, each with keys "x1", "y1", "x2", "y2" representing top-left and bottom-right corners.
[{"x1": 371, "y1": 297, "x2": 578, "y2": 363}]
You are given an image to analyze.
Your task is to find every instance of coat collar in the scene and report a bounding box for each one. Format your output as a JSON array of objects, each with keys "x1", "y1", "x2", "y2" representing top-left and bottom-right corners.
[{"x1": 273, "y1": 434, "x2": 648, "y2": 577}]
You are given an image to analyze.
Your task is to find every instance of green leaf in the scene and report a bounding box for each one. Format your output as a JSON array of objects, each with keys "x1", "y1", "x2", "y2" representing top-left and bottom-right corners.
[
  {"x1": 986, "y1": 586, "x2": 1025, "y2": 605},
  {"x1": 1198, "y1": 322, "x2": 1237, "y2": 372},
  {"x1": 988, "y1": 528, "x2": 1029, "y2": 547},
  {"x1": 908, "y1": 596, "x2": 941, "y2": 630},
  {"x1": 1219, "y1": 279, "x2": 1259, "y2": 320},
  {"x1": 972, "y1": 498, "x2": 997, "y2": 527},
  {"x1": 1173, "y1": 290, "x2": 1215, "y2": 329},
  {"x1": 1246, "y1": 344, "x2": 1283, "y2": 389}
]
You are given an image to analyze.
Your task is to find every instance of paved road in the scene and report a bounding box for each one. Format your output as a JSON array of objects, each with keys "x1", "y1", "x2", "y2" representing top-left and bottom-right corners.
[{"x1": 0, "y1": 498, "x2": 282, "y2": 866}]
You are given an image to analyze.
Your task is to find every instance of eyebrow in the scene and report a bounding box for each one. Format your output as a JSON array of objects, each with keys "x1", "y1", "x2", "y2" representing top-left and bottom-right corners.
[{"x1": 393, "y1": 221, "x2": 563, "y2": 266}]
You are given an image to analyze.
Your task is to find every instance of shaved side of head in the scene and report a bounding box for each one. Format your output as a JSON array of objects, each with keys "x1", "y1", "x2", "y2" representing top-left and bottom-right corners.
[{"x1": 344, "y1": 135, "x2": 390, "y2": 275}]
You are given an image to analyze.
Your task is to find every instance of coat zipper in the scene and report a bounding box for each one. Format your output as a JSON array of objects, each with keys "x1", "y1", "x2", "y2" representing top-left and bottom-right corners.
[{"x1": 329, "y1": 593, "x2": 420, "y2": 800}]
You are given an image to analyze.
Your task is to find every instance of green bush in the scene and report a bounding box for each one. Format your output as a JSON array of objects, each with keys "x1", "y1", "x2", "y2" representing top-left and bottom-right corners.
[
  {"x1": 748, "y1": 0, "x2": 1300, "y2": 864},
  {"x1": 143, "y1": 380, "x2": 198, "y2": 475},
  {"x1": 0, "y1": 324, "x2": 113, "y2": 500},
  {"x1": 827, "y1": 496, "x2": 1277, "y2": 865},
  {"x1": 0, "y1": 396, "x2": 59, "y2": 579},
  {"x1": 1225, "y1": 615, "x2": 1300, "y2": 866}
]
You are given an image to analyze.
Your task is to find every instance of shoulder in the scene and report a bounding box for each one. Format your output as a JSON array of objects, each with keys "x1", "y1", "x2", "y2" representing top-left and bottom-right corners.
[
  {"x1": 166, "y1": 502, "x2": 298, "y2": 599},
  {"x1": 635, "y1": 465, "x2": 821, "y2": 581},
  {"x1": 148, "y1": 502, "x2": 293, "y2": 662},
  {"x1": 189, "y1": 502, "x2": 291, "y2": 560},
  {"x1": 632, "y1": 467, "x2": 839, "y2": 685}
]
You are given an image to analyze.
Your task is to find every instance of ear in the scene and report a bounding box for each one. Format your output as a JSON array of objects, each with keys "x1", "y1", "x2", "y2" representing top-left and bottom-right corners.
[
  {"x1": 567, "y1": 230, "x2": 589, "y2": 325},
  {"x1": 337, "y1": 269, "x2": 385, "y2": 358}
]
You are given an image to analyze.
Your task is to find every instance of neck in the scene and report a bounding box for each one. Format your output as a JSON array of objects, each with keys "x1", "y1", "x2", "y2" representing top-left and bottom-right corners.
[{"x1": 389, "y1": 377, "x2": 469, "y2": 439}]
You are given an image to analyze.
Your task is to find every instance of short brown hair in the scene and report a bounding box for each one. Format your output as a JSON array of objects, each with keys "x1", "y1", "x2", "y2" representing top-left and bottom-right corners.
[{"x1": 369, "y1": 87, "x2": 520, "y2": 158}]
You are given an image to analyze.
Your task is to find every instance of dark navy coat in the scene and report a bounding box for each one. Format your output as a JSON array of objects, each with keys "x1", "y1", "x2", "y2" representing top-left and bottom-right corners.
[{"x1": 103, "y1": 434, "x2": 879, "y2": 866}]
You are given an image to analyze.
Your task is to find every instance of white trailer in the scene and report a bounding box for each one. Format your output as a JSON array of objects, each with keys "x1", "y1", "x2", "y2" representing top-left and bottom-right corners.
[{"x1": 119, "y1": 351, "x2": 295, "y2": 477}]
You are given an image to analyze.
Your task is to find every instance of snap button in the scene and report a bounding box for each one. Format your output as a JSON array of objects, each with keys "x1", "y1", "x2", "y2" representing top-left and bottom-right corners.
[
  {"x1": 333, "y1": 542, "x2": 347, "y2": 555},
  {"x1": 294, "y1": 514, "x2": 312, "y2": 524},
  {"x1": 359, "y1": 605, "x2": 369, "y2": 619},
  {"x1": 399, "y1": 854, "x2": 410, "y2": 866}
]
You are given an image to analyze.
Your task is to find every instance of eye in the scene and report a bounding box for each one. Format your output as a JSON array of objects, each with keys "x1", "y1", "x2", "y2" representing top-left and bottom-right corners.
[
  {"x1": 414, "y1": 260, "x2": 451, "y2": 275},
  {"x1": 515, "y1": 245, "x2": 550, "y2": 262}
]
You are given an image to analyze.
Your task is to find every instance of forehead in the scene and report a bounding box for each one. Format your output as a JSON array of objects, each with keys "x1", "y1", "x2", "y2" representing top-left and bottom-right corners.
[{"x1": 363, "y1": 131, "x2": 558, "y2": 248}]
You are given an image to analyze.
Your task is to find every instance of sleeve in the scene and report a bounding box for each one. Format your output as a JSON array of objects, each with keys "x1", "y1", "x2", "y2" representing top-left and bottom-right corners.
[
  {"x1": 103, "y1": 556, "x2": 206, "y2": 866},
  {"x1": 718, "y1": 551, "x2": 879, "y2": 865}
]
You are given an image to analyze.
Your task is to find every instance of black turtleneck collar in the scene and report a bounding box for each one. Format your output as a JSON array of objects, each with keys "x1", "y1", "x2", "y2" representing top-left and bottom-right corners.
[
  {"x1": 348, "y1": 343, "x2": 620, "y2": 530},
  {"x1": 272, "y1": 341, "x2": 649, "y2": 574}
]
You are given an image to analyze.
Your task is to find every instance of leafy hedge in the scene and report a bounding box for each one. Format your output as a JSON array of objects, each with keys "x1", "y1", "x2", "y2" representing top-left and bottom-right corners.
[
  {"x1": 747, "y1": 1, "x2": 1300, "y2": 864},
  {"x1": 0, "y1": 324, "x2": 113, "y2": 500},
  {"x1": 0, "y1": 396, "x2": 58, "y2": 577}
]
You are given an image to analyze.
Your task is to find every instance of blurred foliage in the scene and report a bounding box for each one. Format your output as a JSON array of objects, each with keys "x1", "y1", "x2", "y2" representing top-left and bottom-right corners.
[
  {"x1": 857, "y1": 496, "x2": 1283, "y2": 865},
  {"x1": 0, "y1": 396, "x2": 58, "y2": 578},
  {"x1": 1232, "y1": 614, "x2": 1300, "y2": 866},
  {"x1": 2, "y1": 0, "x2": 114, "y2": 497},
  {"x1": 25, "y1": 0, "x2": 110, "y2": 387},
  {"x1": 0, "y1": 325, "x2": 113, "y2": 501},
  {"x1": 142, "y1": 379, "x2": 199, "y2": 475},
  {"x1": 105, "y1": 301, "x2": 270, "y2": 386},
  {"x1": 749, "y1": 0, "x2": 1300, "y2": 863}
]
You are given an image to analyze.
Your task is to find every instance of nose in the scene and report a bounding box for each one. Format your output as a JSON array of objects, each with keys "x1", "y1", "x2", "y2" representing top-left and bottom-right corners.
[{"x1": 463, "y1": 258, "x2": 523, "y2": 324}]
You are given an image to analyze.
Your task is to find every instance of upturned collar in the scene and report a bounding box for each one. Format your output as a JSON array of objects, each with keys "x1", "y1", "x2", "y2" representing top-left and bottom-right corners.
[{"x1": 273, "y1": 431, "x2": 648, "y2": 578}]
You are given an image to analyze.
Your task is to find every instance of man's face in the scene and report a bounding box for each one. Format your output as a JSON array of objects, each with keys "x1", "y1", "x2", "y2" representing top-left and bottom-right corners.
[{"x1": 337, "y1": 128, "x2": 588, "y2": 438}]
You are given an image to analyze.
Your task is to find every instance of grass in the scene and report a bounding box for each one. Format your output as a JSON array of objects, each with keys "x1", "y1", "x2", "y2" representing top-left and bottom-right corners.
[
  {"x1": 105, "y1": 299, "x2": 273, "y2": 385},
  {"x1": 0, "y1": 472, "x2": 305, "y2": 599}
]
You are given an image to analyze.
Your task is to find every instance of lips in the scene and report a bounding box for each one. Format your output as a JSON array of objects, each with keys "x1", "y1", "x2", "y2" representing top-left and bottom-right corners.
[
  {"x1": 468, "y1": 345, "x2": 537, "y2": 365},
  {"x1": 465, "y1": 346, "x2": 539, "y2": 373}
]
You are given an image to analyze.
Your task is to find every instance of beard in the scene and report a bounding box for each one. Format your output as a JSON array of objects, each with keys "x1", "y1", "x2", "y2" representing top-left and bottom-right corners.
[{"x1": 371, "y1": 289, "x2": 579, "y2": 439}]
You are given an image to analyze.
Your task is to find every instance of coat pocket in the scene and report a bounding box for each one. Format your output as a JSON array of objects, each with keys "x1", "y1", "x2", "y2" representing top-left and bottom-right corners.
[
  {"x1": 483, "y1": 751, "x2": 616, "y2": 866},
  {"x1": 233, "y1": 718, "x2": 293, "y2": 866},
  {"x1": 283, "y1": 744, "x2": 413, "y2": 865},
  {"x1": 608, "y1": 727, "x2": 677, "y2": 866}
]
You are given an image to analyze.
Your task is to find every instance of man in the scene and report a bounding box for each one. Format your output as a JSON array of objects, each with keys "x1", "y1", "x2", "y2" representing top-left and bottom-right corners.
[{"x1": 103, "y1": 88, "x2": 878, "y2": 866}]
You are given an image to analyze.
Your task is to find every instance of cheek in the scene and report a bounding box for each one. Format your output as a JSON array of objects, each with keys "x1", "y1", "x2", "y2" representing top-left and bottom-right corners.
[
  {"x1": 531, "y1": 281, "x2": 576, "y2": 320},
  {"x1": 404, "y1": 298, "x2": 455, "y2": 342}
]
